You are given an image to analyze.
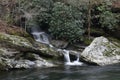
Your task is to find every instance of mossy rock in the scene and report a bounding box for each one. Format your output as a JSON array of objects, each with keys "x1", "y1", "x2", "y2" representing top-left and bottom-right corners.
[
  {"x1": 0, "y1": 33, "x2": 33, "y2": 49},
  {"x1": 0, "y1": 59, "x2": 7, "y2": 70},
  {"x1": 0, "y1": 33, "x2": 61, "y2": 70},
  {"x1": 81, "y1": 36, "x2": 120, "y2": 66},
  {"x1": 0, "y1": 48, "x2": 10, "y2": 70},
  {"x1": 34, "y1": 42, "x2": 62, "y2": 58},
  {"x1": 23, "y1": 53, "x2": 38, "y2": 61},
  {"x1": 0, "y1": 33, "x2": 61, "y2": 58}
]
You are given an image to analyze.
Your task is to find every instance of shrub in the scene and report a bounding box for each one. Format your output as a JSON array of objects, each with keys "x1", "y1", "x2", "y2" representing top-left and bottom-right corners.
[
  {"x1": 49, "y1": 2, "x2": 85, "y2": 43},
  {"x1": 97, "y1": 2, "x2": 119, "y2": 30},
  {"x1": 100, "y1": 11, "x2": 118, "y2": 30},
  {"x1": 15, "y1": 0, "x2": 53, "y2": 29}
]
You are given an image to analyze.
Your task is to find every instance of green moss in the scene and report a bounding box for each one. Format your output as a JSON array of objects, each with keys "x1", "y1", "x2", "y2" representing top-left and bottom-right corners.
[
  {"x1": 103, "y1": 40, "x2": 120, "y2": 57},
  {"x1": 108, "y1": 37, "x2": 120, "y2": 48},
  {"x1": 103, "y1": 49, "x2": 115, "y2": 57},
  {"x1": 35, "y1": 42, "x2": 60, "y2": 57},
  {"x1": 83, "y1": 37, "x2": 93, "y2": 45},
  {"x1": 91, "y1": 28, "x2": 105, "y2": 36},
  {"x1": 0, "y1": 33, "x2": 32, "y2": 45},
  {"x1": 0, "y1": 48, "x2": 6, "y2": 53},
  {"x1": 0, "y1": 58, "x2": 8, "y2": 70}
]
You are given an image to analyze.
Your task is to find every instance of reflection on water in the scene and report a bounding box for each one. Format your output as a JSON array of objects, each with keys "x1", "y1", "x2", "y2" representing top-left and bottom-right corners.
[{"x1": 0, "y1": 64, "x2": 120, "y2": 80}]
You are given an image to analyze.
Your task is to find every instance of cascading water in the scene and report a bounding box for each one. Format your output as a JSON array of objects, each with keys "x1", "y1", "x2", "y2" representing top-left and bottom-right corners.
[
  {"x1": 32, "y1": 32, "x2": 50, "y2": 44},
  {"x1": 31, "y1": 27, "x2": 53, "y2": 47},
  {"x1": 63, "y1": 50, "x2": 83, "y2": 66},
  {"x1": 63, "y1": 50, "x2": 71, "y2": 62},
  {"x1": 31, "y1": 27, "x2": 83, "y2": 66}
]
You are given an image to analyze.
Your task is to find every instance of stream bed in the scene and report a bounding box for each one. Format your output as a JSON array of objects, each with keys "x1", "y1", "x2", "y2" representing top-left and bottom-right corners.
[{"x1": 0, "y1": 64, "x2": 120, "y2": 80}]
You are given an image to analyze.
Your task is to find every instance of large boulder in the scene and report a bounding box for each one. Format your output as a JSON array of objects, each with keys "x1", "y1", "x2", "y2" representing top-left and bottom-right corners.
[
  {"x1": 80, "y1": 36, "x2": 120, "y2": 66},
  {"x1": 0, "y1": 33, "x2": 33, "y2": 50},
  {"x1": 0, "y1": 33, "x2": 61, "y2": 57},
  {"x1": 34, "y1": 42, "x2": 61, "y2": 57},
  {"x1": 0, "y1": 33, "x2": 61, "y2": 70}
]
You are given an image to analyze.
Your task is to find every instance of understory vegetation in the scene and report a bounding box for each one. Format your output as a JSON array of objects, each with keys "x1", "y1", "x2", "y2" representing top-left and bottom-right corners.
[
  {"x1": 0, "y1": 0, "x2": 119, "y2": 43},
  {"x1": 49, "y1": 2, "x2": 85, "y2": 43}
]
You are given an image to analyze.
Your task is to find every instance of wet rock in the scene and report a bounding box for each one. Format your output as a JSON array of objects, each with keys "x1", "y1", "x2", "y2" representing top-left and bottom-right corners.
[
  {"x1": 0, "y1": 33, "x2": 61, "y2": 58},
  {"x1": 34, "y1": 42, "x2": 61, "y2": 57},
  {"x1": 51, "y1": 40, "x2": 68, "y2": 49},
  {"x1": 0, "y1": 33, "x2": 33, "y2": 51},
  {"x1": 0, "y1": 33, "x2": 60, "y2": 70},
  {"x1": 5, "y1": 59, "x2": 54, "y2": 69},
  {"x1": 80, "y1": 36, "x2": 120, "y2": 66}
]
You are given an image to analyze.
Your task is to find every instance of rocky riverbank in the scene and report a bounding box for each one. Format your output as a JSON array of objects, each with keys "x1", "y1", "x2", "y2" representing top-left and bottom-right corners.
[
  {"x1": 0, "y1": 32, "x2": 120, "y2": 71},
  {"x1": 0, "y1": 20, "x2": 120, "y2": 70},
  {"x1": 80, "y1": 36, "x2": 120, "y2": 66},
  {"x1": 0, "y1": 33, "x2": 62, "y2": 70}
]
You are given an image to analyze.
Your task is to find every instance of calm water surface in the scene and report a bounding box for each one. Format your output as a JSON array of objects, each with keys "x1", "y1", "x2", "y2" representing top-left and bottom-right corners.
[{"x1": 0, "y1": 64, "x2": 120, "y2": 80}]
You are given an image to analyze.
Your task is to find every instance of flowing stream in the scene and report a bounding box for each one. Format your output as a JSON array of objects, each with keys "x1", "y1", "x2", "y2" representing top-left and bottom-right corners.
[
  {"x1": 21, "y1": 27, "x2": 120, "y2": 80},
  {"x1": 31, "y1": 29, "x2": 83, "y2": 66},
  {"x1": 32, "y1": 31, "x2": 50, "y2": 44},
  {"x1": 0, "y1": 64, "x2": 120, "y2": 80},
  {"x1": 62, "y1": 50, "x2": 83, "y2": 66},
  {"x1": 0, "y1": 27, "x2": 120, "y2": 80}
]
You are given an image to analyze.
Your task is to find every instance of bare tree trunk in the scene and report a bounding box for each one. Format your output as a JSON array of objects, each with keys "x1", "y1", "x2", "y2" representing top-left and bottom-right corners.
[{"x1": 88, "y1": 0, "x2": 92, "y2": 40}]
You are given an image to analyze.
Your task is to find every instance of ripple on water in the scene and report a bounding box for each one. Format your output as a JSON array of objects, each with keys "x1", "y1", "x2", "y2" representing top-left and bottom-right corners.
[{"x1": 0, "y1": 64, "x2": 120, "y2": 80}]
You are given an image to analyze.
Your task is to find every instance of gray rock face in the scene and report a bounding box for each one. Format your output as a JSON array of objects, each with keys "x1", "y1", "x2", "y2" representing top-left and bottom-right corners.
[
  {"x1": 34, "y1": 42, "x2": 61, "y2": 57},
  {"x1": 80, "y1": 36, "x2": 120, "y2": 66},
  {"x1": 0, "y1": 33, "x2": 59, "y2": 70},
  {"x1": 3, "y1": 57, "x2": 54, "y2": 69},
  {"x1": 51, "y1": 40, "x2": 68, "y2": 49}
]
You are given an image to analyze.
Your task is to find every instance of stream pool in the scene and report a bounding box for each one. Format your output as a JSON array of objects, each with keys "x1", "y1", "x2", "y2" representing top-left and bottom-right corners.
[{"x1": 0, "y1": 64, "x2": 120, "y2": 80}]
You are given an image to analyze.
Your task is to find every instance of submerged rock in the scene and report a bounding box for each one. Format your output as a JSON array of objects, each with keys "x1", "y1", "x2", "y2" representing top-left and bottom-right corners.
[{"x1": 80, "y1": 36, "x2": 120, "y2": 66}]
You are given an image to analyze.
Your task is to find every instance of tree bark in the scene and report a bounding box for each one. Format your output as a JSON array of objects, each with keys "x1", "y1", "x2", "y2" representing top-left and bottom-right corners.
[{"x1": 88, "y1": 1, "x2": 92, "y2": 40}]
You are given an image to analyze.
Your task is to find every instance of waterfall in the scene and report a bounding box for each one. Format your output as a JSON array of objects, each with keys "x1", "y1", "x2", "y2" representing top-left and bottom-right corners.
[
  {"x1": 63, "y1": 50, "x2": 71, "y2": 62},
  {"x1": 31, "y1": 27, "x2": 83, "y2": 66},
  {"x1": 31, "y1": 27, "x2": 54, "y2": 48},
  {"x1": 76, "y1": 53, "x2": 80, "y2": 62},
  {"x1": 63, "y1": 50, "x2": 83, "y2": 66},
  {"x1": 32, "y1": 32, "x2": 50, "y2": 44}
]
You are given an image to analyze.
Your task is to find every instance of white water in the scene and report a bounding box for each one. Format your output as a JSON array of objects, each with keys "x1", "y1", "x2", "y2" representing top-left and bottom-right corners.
[
  {"x1": 31, "y1": 28, "x2": 83, "y2": 66},
  {"x1": 32, "y1": 32, "x2": 50, "y2": 44},
  {"x1": 63, "y1": 50, "x2": 83, "y2": 66},
  {"x1": 63, "y1": 50, "x2": 71, "y2": 62}
]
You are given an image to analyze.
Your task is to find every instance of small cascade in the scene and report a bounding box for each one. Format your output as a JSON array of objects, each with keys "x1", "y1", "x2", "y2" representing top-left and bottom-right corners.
[
  {"x1": 31, "y1": 26, "x2": 51, "y2": 45},
  {"x1": 63, "y1": 50, "x2": 83, "y2": 66},
  {"x1": 76, "y1": 54, "x2": 80, "y2": 62},
  {"x1": 63, "y1": 50, "x2": 71, "y2": 62},
  {"x1": 32, "y1": 32, "x2": 50, "y2": 44},
  {"x1": 31, "y1": 27, "x2": 83, "y2": 66}
]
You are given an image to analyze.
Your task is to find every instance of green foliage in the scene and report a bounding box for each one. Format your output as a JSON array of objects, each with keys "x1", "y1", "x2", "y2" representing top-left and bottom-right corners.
[
  {"x1": 4, "y1": 14, "x2": 14, "y2": 25},
  {"x1": 83, "y1": 37, "x2": 93, "y2": 45},
  {"x1": 0, "y1": 0, "x2": 17, "y2": 25},
  {"x1": 97, "y1": 2, "x2": 118, "y2": 30},
  {"x1": 49, "y1": 2, "x2": 85, "y2": 43},
  {"x1": 19, "y1": 0, "x2": 53, "y2": 28},
  {"x1": 100, "y1": 11, "x2": 118, "y2": 30}
]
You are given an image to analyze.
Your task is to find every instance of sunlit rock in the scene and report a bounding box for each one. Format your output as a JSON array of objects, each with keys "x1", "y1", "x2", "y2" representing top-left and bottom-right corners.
[
  {"x1": 0, "y1": 33, "x2": 60, "y2": 70},
  {"x1": 81, "y1": 36, "x2": 120, "y2": 66}
]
